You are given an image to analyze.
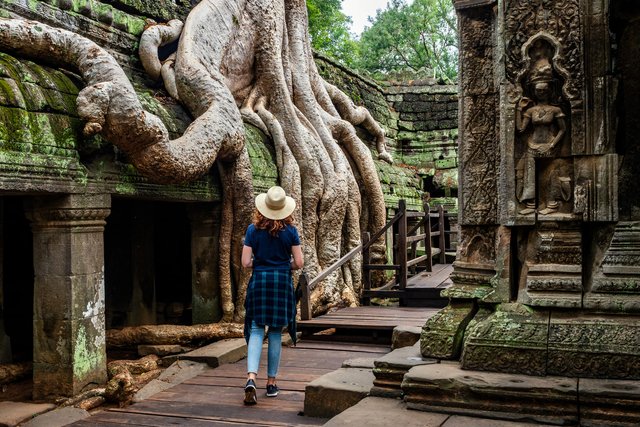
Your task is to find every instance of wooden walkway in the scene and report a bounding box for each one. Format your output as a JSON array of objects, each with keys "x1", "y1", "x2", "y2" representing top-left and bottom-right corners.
[
  {"x1": 69, "y1": 340, "x2": 390, "y2": 426},
  {"x1": 297, "y1": 306, "x2": 440, "y2": 343}
]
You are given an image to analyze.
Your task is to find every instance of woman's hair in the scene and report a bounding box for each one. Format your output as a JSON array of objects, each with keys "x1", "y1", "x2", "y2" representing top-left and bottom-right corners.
[{"x1": 253, "y1": 209, "x2": 294, "y2": 236}]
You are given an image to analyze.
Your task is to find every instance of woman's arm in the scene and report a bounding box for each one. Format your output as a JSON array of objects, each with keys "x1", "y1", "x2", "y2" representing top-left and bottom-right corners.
[
  {"x1": 241, "y1": 245, "x2": 253, "y2": 268},
  {"x1": 290, "y1": 245, "x2": 304, "y2": 270}
]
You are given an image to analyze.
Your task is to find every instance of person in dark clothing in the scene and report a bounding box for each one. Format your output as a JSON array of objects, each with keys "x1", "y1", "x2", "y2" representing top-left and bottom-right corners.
[{"x1": 241, "y1": 186, "x2": 304, "y2": 405}]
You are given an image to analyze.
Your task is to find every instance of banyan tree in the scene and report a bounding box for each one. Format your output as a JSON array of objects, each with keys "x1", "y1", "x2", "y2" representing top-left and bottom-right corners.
[{"x1": 0, "y1": 0, "x2": 392, "y2": 322}]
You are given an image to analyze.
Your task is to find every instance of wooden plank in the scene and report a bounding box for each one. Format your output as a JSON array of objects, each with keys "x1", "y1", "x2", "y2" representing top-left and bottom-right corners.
[
  {"x1": 107, "y1": 400, "x2": 327, "y2": 426},
  {"x1": 407, "y1": 254, "x2": 429, "y2": 267},
  {"x1": 406, "y1": 264, "x2": 453, "y2": 289},
  {"x1": 406, "y1": 233, "x2": 427, "y2": 243},
  {"x1": 71, "y1": 412, "x2": 250, "y2": 426}
]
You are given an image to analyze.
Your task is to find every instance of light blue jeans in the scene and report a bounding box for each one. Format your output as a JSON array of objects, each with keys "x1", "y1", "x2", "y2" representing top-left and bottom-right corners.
[{"x1": 247, "y1": 320, "x2": 283, "y2": 378}]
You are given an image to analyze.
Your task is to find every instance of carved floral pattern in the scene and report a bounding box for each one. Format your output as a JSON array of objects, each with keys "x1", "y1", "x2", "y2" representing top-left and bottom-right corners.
[{"x1": 504, "y1": 0, "x2": 583, "y2": 100}]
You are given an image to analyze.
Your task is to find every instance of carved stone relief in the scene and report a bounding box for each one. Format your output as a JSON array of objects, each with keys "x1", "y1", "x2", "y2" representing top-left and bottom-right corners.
[
  {"x1": 519, "y1": 223, "x2": 582, "y2": 308},
  {"x1": 458, "y1": 7, "x2": 499, "y2": 225},
  {"x1": 513, "y1": 35, "x2": 575, "y2": 220},
  {"x1": 548, "y1": 314, "x2": 640, "y2": 379},
  {"x1": 586, "y1": 222, "x2": 640, "y2": 312}
]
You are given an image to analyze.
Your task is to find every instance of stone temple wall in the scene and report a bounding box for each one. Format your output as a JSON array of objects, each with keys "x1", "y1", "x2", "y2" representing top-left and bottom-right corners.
[{"x1": 421, "y1": 0, "x2": 640, "y2": 383}]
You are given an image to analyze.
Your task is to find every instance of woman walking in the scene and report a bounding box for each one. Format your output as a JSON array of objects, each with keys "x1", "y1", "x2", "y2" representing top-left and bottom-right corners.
[{"x1": 241, "y1": 186, "x2": 304, "y2": 405}]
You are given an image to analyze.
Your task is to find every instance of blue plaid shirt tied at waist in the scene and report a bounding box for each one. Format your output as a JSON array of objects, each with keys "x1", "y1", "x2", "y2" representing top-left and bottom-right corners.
[{"x1": 244, "y1": 268, "x2": 297, "y2": 345}]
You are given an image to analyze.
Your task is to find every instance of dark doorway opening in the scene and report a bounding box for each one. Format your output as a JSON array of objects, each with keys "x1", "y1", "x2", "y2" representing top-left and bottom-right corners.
[{"x1": 104, "y1": 199, "x2": 192, "y2": 329}]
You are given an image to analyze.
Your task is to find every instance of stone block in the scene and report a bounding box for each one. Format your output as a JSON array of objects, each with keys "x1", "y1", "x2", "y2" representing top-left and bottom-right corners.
[
  {"x1": 372, "y1": 342, "x2": 436, "y2": 397},
  {"x1": 176, "y1": 338, "x2": 246, "y2": 368},
  {"x1": 391, "y1": 325, "x2": 421, "y2": 349},
  {"x1": 402, "y1": 363, "x2": 578, "y2": 425},
  {"x1": 421, "y1": 302, "x2": 476, "y2": 359},
  {"x1": 21, "y1": 407, "x2": 89, "y2": 427},
  {"x1": 322, "y1": 396, "x2": 449, "y2": 427},
  {"x1": 442, "y1": 415, "x2": 557, "y2": 427},
  {"x1": 304, "y1": 368, "x2": 374, "y2": 418},
  {"x1": 547, "y1": 314, "x2": 640, "y2": 379},
  {"x1": 579, "y1": 377, "x2": 640, "y2": 427},
  {"x1": 0, "y1": 402, "x2": 56, "y2": 427},
  {"x1": 342, "y1": 357, "x2": 376, "y2": 369},
  {"x1": 461, "y1": 303, "x2": 549, "y2": 376},
  {"x1": 135, "y1": 359, "x2": 208, "y2": 402}
]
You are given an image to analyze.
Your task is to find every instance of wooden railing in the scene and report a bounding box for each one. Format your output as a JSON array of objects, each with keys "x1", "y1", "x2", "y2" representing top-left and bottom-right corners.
[
  {"x1": 298, "y1": 200, "x2": 448, "y2": 319},
  {"x1": 361, "y1": 200, "x2": 446, "y2": 305}
]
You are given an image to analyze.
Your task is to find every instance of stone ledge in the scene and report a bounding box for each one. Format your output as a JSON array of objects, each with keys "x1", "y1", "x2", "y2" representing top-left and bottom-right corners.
[
  {"x1": 0, "y1": 402, "x2": 56, "y2": 427},
  {"x1": 372, "y1": 342, "x2": 437, "y2": 398},
  {"x1": 304, "y1": 367, "x2": 374, "y2": 418},
  {"x1": 402, "y1": 363, "x2": 578, "y2": 425},
  {"x1": 162, "y1": 338, "x2": 247, "y2": 368}
]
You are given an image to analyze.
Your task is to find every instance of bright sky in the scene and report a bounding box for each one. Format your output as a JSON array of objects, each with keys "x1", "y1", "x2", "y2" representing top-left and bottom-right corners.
[{"x1": 341, "y1": 0, "x2": 391, "y2": 37}]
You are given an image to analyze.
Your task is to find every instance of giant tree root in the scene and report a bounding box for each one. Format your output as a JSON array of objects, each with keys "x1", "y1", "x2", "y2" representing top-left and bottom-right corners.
[
  {"x1": 106, "y1": 323, "x2": 244, "y2": 348},
  {"x1": 59, "y1": 355, "x2": 164, "y2": 408}
]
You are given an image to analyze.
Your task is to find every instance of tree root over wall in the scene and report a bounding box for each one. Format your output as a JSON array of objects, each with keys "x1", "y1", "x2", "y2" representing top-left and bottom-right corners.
[{"x1": 0, "y1": 0, "x2": 392, "y2": 320}]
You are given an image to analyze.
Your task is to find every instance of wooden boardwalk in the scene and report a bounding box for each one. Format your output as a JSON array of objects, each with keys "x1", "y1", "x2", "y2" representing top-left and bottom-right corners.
[
  {"x1": 297, "y1": 305, "x2": 439, "y2": 343},
  {"x1": 69, "y1": 339, "x2": 390, "y2": 426}
]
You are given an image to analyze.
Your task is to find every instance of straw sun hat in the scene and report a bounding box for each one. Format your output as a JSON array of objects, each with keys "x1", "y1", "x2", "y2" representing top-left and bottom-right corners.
[{"x1": 255, "y1": 186, "x2": 296, "y2": 220}]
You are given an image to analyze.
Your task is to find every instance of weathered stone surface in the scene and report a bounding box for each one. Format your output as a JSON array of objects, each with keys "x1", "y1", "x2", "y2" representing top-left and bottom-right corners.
[
  {"x1": 461, "y1": 304, "x2": 549, "y2": 376},
  {"x1": 579, "y1": 377, "x2": 640, "y2": 427},
  {"x1": 421, "y1": 302, "x2": 476, "y2": 359},
  {"x1": 391, "y1": 325, "x2": 421, "y2": 349},
  {"x1": 442, "y1": 415, "x2": 556, "y2": 427},
  {"x1": 134, "y1": 360, "x2": 208, "y2": 402},
  {"x1": 341, "y1": 358, "x2": 376, "y2": 369},
  {"x1": 304, "y1": 368, "x2": 374, "y2": 418},
  {"x1": 520, "y1": 224, "x2": 583, "y2": 309},
  {"x1": 372, "y1": 342, "x2": 436, "y2": 397},
  {"x1": 402, "y1": 363, "x2": 578, "y2": 425},
  {"x1": 21, "y1": 407, "x2": 89, "y2": 427},
  {"x1": 322, "y1": 396, "x2": 449, "y2": 427},
  {"x1": 0, "y1": 402, "x2": 55, "y2": 427},
  {"x1": 587, "y1": 222, "x2": 640, "y2": 313},
  {"x1": 547, "y1": 314, "x2": 640, "y2": 379},
  {"x1": 164, "y1": 339, "x2": 246, "y2": 368}
]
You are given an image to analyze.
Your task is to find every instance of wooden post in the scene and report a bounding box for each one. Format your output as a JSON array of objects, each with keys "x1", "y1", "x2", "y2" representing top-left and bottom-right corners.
[
  {"x1": 438, "y1": 205, "x2": 446, "y2": 264},
  {"x1": 397, "y1": 200, "x2": 408, "y2": 292},
  {"x1": 299, "y1": 272, "x2": 312, "y2": 320},
  {"x1": 423, "y1": 202, "x2": 433, "y2": 272},
  {"x1": 361, "y1": 232, "x2": 371, "y2": 306}
]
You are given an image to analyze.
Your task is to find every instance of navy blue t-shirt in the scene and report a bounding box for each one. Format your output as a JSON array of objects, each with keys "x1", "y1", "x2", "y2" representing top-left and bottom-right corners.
[{"x1": 244, "y1": 224, "x2": 301, "y2": 271}]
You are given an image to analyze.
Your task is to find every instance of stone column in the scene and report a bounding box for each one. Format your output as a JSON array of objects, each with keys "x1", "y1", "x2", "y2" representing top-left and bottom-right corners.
[
  {"x1": 187, "y1": 203, "x2": 221, "y2": 324},
  {"x1": 28, "y1": 194, "x2": 110, "y2": 399}
]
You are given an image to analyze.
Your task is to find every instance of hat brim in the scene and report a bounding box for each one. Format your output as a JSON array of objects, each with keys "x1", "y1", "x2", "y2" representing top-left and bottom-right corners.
[{"x1": 255, "y1": 193, "x2": 296, "y2": 220}]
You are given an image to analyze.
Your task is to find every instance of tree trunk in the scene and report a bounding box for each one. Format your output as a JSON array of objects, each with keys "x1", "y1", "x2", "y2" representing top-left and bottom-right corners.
[{"x1": 106, "y1": 323, "x2": 244, "y2": 348}]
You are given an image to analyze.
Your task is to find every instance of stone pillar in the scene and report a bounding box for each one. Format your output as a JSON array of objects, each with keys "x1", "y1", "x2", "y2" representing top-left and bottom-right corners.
[
  {"x1": 0, "y1": 198, "x2": 11, "y2": 363},
  {"x1": 421, "y1": 0, "x2": 503, "y2": 360},
  {"x1": 28, "y1": 194, "x2": 110, "y2": 399},
  {"x1": 187, "y1": 203, "x2": 221, "y2": 324}
]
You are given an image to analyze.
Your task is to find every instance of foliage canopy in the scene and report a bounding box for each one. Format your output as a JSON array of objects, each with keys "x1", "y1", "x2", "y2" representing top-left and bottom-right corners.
[
  {"x1": 306, "y1": 0, "x2": 458, "y2": 83},
  {"x1": 306, "y1": 0, "x2": 359, "y2": 67}
]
